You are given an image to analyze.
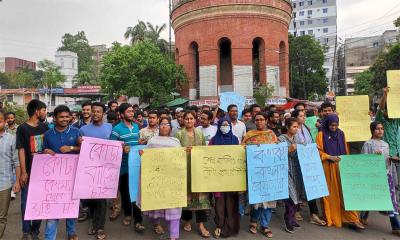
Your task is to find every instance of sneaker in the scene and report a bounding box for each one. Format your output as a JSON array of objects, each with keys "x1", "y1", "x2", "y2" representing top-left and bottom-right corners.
[
  {"x1": 11, "y1": 191, "x2": 16, "y2": 200},
  {"x1": 20, "y1": 233, "x2": 29, "y2": 240},
  {"x1": 284, "y1": 221, "x2": 295, "y2": 234},
  {"x1": 292, "y1": 222, "x2": 301, "y2": 228}
]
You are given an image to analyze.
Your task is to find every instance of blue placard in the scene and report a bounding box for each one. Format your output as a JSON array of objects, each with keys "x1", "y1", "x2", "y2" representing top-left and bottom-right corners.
[
  {"x1": 246, "y1": 143, "x2": 289, "y2": 204},
  {"x1": 128, "y1": 145, "x2": 147, "y2": 202},
  {"x1": 219, "y1": 92, "x2": 246, "y2": 117},
  {"x1": 297, "y1": 144, "x2": 329, "y2": 200}
]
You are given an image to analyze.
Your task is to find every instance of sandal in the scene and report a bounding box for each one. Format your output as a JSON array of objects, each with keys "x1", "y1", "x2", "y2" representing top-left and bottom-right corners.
[
  {"x1": 199, "y1": 224, "x2": 210, "y2": 238},
  {"x1": 249, "y1": 222, "x2": 258, "y2": 234},
  {"x1": 213, "y1": 228, "x2": 221, "y2": 238},
  {"x1": 109, "y1": 210, "x2": 120, "y2": 221},
  {"x1": 295, "y1": 212, "x2": 304, "y2": 221},
  {"x1": 349, "y1": 222, "x2": 365, "y2": 230},
  {"x1": 87, "y1": 226, "x2": 96, "y2": 235},
  {"x1": 154, "y1": 224, "x2": 165, "y2": 235},
  {"x1": 68, "y1": 233, "x2": 78, "y2": 240},
  {"x1": 135, "y1": 223, "x2": 145, "y2": 233},
  {"x1": 310, "y1": 214, "x2": 327, "y2": 226},
  {"x1": 262, "y1": 228, "x2": 273, "y2": 238},
  {"x1": 183, "y1": 222, "x2": 192, "y2": 232},
  {"x1": 96, "y1": 229, "x2": 106, "y2": 240},
  {"x1": 122, "y1": 216, "x2": 132, "y2": 226}
]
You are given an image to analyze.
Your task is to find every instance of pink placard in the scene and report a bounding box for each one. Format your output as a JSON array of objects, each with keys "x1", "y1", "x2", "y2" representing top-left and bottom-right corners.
[
  {"x1": 72, "y1": 136, "x2": 123, "y2": 199},
  {"x1": 24, "y1": 154, "x2": 79, "y2": 220}
]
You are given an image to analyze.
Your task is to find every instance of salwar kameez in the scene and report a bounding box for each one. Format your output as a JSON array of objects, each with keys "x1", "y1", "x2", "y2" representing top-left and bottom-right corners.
[{"x1": 142, "y1": 136, "x2": 183, "y2": 239}]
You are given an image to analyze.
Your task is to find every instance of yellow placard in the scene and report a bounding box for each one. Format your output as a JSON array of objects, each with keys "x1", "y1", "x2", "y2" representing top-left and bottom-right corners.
[
  {"x1": 191, "y1": 145, "x2": 247, "y2": 192},
  {"x1": 336, "y1": 95, "x2": 371, "y2": 142},
  {"x1": 387, "y1": 70, "x2": 400, "y2": 119},
  {"x1": 140, "y1": 147, "x2": 187, "y2": 211}
]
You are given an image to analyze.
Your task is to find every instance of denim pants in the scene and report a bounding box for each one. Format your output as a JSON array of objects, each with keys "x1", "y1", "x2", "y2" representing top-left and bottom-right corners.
[
  {"x1": 250, "y1": 208, "x2": 273, "y2": 228},
  {"x1": 360, "y1": 211, "x2": 400, "y2": 230},
  {"x1": 21, "y1": 185, "x2": 41, "y2": 235},
  {"x1": 45, "y1": 219, "x2": 76, "y2": 240}
]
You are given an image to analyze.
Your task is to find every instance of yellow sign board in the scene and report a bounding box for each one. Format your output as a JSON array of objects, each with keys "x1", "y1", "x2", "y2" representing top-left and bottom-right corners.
[
  {"x1": 387, "y1": 70, "x2": 400, "y2": 119},
  {"x1": 336, "y1": 95, "x2": 370, "y2": 142},
  {"x1": 191, "y1": 145, "x2": 247, "y2": 192},
  {"x1": 140, "y1": 147, "x2": 187, "y2": 211}
]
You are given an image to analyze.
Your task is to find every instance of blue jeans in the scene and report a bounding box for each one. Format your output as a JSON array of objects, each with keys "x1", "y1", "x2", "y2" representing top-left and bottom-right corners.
[
  {"x1": 250, "y1": 208, "x2": 273, "y2": 228},
  {"x1": 45, "y1": 219, "x2": 76, "y2": 240},
  {"x1": 21, "y1": 185, "x2": 41, "y2": 235},
  {"x1": 360, "y1": 211, "x2": 400, "y2": 230}
]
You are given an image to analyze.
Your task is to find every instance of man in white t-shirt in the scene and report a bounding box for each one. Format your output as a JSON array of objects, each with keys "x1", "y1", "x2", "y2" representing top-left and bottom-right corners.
[
  {"x1": 228, "y1": 104, "x2": 246, "y2": 143},
  {"x1": 196, "y1": 110, "x2": 217, "y2": 145}
]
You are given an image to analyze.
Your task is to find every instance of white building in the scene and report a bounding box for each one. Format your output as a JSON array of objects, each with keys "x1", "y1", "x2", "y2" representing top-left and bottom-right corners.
[
  {"x1": 289, "y1": 0, "x2": 338, "y2": 90},
  {"x1": 55, "y1": 51, "x2": 78, "y2": 88}
]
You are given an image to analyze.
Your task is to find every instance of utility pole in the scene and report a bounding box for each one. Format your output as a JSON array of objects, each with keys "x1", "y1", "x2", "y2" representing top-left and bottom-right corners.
[
  {"x1": 169, "y1": 0, "x2": 172, "y2": 59},
  {"x1": 331, "y1": 36, "x2": 338, "y2": 93}
]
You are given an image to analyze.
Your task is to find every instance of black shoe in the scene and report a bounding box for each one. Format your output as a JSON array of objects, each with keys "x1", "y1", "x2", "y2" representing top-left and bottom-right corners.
[
  {"x1": 292, "y1": 222, "x2": 301, "y2": 228},
  {"x1": 284, "y1": 221, "x2": 295, "y2": 234}
]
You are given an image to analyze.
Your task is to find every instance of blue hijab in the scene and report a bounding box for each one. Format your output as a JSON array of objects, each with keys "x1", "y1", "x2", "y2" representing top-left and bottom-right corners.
[{"x1": 210, "y1": 116, "x2": 239, "y2": 145}]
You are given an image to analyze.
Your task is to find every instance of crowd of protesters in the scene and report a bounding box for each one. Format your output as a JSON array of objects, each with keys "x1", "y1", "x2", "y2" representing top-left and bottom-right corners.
[{"x1": 0, "y1": 87, "x2": 399, "y2": 239}]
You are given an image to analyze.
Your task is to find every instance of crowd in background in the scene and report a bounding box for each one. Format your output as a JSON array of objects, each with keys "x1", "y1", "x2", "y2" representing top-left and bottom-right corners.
[{"x1": 0, "y1": 88, "x2": 399, "y2": 239}]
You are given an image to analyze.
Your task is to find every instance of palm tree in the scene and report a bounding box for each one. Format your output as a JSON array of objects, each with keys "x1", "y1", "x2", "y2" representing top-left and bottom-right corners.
[
  {"x1": 146, "y1": 22, "x2": 168, "y2": 54},
  {"x1": 124, "y1": 21, "x2": 147, "y2": 45}
]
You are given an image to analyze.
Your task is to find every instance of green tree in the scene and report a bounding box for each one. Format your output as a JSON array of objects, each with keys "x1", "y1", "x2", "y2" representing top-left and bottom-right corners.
[
  {"x1": 124, "y1": 21, "x2": 169, "y2": 54},
  {"x1": 58, "y1": 31, "x2": 97, "y2": 85},
  {"x1": 289, "y1": 34, "x2": 327, "y2": 99},
  {"x1": 370, "y1": 43, "x2": 400, "y2": 89},
  {"x1": 395, "y1": 16, "x2": 400, "y2": 28},
  {"x1": 100, "y1": 41, "x2": 187, "y2": 106},
  {"x1": 354, "y1": 70, "x2": 374, "y2": 95},
  {"x1": 38, "y1": 59, "x2": 66, "y2": 88},
  {"x1": 254, "y1": 84, "x2": 275, "y2": 106}
]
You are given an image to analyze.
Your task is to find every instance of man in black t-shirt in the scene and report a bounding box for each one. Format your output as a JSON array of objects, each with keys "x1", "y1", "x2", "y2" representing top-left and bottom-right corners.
[{"x1": 16, "y1": 99, "x2": 48, "y2": 240}]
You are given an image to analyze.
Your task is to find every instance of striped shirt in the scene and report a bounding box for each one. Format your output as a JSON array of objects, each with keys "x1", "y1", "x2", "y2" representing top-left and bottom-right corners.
[
  {"x1": 111, "y1": 121, "x2": 139, "y2": 175},
  {"x1": 0, "y1": 132, "x2": 19, "y2": 191}
]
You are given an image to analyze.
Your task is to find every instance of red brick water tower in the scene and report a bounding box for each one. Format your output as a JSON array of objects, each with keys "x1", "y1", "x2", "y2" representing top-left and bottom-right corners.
[{"x1": 171, "y1": 0, "x2": 292, "y2": 100}]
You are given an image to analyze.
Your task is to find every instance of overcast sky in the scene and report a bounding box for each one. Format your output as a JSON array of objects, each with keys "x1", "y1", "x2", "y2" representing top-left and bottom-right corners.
[{"x1": 0, "y1": 0, "x2": 399, "y2": 62}]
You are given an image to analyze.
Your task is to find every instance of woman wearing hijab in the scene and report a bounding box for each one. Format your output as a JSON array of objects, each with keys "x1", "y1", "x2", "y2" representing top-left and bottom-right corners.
[
  {"x1": 175, "y1": 111, "x2": 210, "y2": 238},
  {"x1": 360, "y1": 122, "x2": 400, "y2": 236},
  {"x1": 142, "y1": 117, "x2": 183, "y2": 240},
  {"x1": 316, "y1": 114, "x2": 364, "y2": 229},
  {"x1": 243, "y1": 112, "x2": 278, "y2": 238},
  {"x1": 209, "y1": 117, "x2": 240, "y2": 238},
  {"x1": 292, "y1": 110, "x2": 326, "y2": 226}
]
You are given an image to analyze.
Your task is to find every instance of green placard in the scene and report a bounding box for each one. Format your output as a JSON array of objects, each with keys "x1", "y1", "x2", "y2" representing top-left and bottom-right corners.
[
  {"x1": 305, "y1": 116, "x2": 319, "y2": 141},
  {"x1": 339, "y1": 154, "x2": 393, "y2": 211}
]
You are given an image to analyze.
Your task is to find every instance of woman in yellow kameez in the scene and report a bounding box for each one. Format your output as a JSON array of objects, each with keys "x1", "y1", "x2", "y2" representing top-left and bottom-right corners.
[{"x1": 316, "y1": 114, "x2": 364, "y2": 229}]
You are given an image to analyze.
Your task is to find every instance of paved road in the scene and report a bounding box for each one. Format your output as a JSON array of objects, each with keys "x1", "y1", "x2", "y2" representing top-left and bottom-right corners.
[{"x1": 4, "y1": 196, "x2": 398, "y2": 240}]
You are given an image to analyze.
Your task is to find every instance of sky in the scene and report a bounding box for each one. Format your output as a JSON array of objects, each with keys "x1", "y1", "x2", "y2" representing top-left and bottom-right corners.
[{"x1": 0, "y1": 0, "x2": 399, "y2": 62}]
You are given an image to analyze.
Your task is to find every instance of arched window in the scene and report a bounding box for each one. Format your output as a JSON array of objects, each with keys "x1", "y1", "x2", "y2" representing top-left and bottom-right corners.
[
  {"x1": 189, "y1": 42, "x2": 200, "y2": 99},
  {"x1": 279, "y1": 41, "x2": 287, "y2": 96},
  {"x1": 252, "y1": 37, "x2": 265, "y2": 87},
  {"x1": 218, "y1": 38, "x2": 233, "y2": 92}
]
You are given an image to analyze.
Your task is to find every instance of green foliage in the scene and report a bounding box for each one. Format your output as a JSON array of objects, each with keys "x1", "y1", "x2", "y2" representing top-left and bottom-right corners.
[
  {"x1": 2, "y1": 102, "x2": 28, "y2": 125},
  {"x1": 254, "y1": 84, "x2": 275, "y2": 107},
  {"x1": 289, "y1": 34, "x2": 327, "y2": 99},
  {"x1": 58, "y1": 31, "x2": 98, "y2": 85},
  {"x1": 100, "y1": 41, "x2": 187, "y2": 106},
  {"x1": 370, "y1": 43, "x2": 400, "y2": 89},
  {"x1": 354, "y1": 70, "x2": 374, "y2": 95},
  {"x1": 395, "y1": 16, "x2": 400, "y2": 28},
  {"x1": 124, "y1": 21, "x2": 169, "y2": 54},
  {"x1": 0, "y1": 68, "x2": 43, "y2": 89},
  {"x1": 37, "y1": 59, "x2": 66, "y2": 87}
]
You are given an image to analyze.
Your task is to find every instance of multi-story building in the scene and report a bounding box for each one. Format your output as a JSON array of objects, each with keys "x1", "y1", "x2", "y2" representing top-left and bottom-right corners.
[
  {"x1": 55, "y1": 51, "x2": 78, "y2": 88},
  {"x1": 289, "y1": 0, "x2": 338, "y2": 91},
  {"x1": 91, "y1": 44, "x2": 110, "y2": 64},
  {"x1": 0, "y1": 57, "x2": 36, "y2": 73},
  {"x1": 343, "y1": 30, "x2": 398, "y2": 95}
]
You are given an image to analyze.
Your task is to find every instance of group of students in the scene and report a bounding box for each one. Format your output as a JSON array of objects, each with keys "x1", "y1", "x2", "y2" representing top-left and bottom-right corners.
[{"x1": 0, "y1": 87, "x2": 399, "y2": 240}]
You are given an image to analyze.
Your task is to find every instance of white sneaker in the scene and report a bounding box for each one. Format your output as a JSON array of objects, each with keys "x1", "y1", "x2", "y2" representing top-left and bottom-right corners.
[{"x1": 11, "y1": 191, "x2": 16, "y2": 200}]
